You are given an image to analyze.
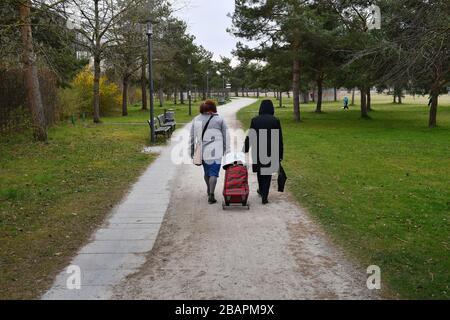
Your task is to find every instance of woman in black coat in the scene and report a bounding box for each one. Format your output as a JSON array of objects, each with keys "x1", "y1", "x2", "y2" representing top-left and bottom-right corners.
[{"x1": 244, "y1": 100, "x2": 284, "y2": 204}]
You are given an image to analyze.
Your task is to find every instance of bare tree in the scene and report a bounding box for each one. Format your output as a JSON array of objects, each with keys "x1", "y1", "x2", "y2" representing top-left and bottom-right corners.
[
  {"x1": 106, "y1": 18, "x2": 145, "y2": 116},
  {"x1": 67, "y1": 0, "x2": 144, "y2": 122}
]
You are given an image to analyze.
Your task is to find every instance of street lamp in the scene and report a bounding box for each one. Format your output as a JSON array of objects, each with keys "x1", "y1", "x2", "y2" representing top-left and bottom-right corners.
[
  {"x1": 146, "y1": 20, "x2": 156, "y2": 143},
  {"x1": 222, "y1": 76, "x2": 225, "y2": 99},
  {"x1": 216, "y1": 71, "x2": 224, "y2": 99},
  {"x1": 188, "y1": 58, "x2": 192, "y2": 116},
  {"x1": 206, "y1": 71, "x2": 210, "y2": 99}
]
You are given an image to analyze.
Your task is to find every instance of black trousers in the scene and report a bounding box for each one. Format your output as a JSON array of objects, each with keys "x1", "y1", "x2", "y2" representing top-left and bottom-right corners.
[{"x1": 257, "y1": 172, "x2": 272, "y2": 201}]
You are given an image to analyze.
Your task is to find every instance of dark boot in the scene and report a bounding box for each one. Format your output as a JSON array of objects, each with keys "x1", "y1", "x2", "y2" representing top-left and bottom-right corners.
[{"x1": 208, "y1": 194, "x2": 217, "y2": 204}]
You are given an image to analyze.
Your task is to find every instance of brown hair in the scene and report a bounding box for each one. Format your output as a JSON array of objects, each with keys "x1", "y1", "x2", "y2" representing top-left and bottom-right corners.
[
  {"x1": 203, "y1": 99, "x2": 217, "y2": 113},
  {"x1": 199, "y1": 103, "x2": 207, "y2": 114}
]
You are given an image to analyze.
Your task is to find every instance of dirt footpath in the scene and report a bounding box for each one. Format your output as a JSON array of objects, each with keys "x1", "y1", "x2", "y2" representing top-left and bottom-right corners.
[{"x1": 113, "y1": 98, "x2": 377, "y2": 300}]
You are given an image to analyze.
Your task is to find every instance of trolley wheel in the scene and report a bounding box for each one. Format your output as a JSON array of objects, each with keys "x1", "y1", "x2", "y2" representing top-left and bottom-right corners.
[{"x1": 222, "y1": 201, "x2": 229, "y2": 210}]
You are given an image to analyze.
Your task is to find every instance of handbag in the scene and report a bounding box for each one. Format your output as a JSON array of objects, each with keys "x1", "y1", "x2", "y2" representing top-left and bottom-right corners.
[
  {"x1": 278, "y1": 164, "x2": 287, "y2": 192},
  {"x1": 193, "y1": 115, "x2": 215, "y2": 166}
]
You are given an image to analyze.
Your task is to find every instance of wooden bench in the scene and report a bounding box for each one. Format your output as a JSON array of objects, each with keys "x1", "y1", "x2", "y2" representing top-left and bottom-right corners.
[
  {"x1": 164, "y1": 111, "x2": 177, "y2": 129},
  {"x1": 158, "y1": 114, "x2": 176, "y2": 132},
  {"x1": 147, "y1": 118, "x2": 171, "y2": 139}
]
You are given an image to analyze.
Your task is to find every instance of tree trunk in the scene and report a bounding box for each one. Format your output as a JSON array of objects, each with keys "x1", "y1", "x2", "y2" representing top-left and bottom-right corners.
[
  {"x1": 19, "y1": 0, "x2": 47, "y2": 141},
  {"x1": 159, "y1": 87, "x2": 164, "y2": 108},
  {"x1": 93, "y1": 0, "x2": 101, "y2": 123},
  {"x1": 302, "y1": 90, "x2": 309, "y2": 104},
  {"x1": 256, "y1": 88, "x2": 260, "y2": 99},
  {"x1": 360, "y1": 87, "x2": 369, "y2": 118},
  {"x1": 394, "y1": 87, "x2": 402, "y2": 104},
  {"x1": 292, "y1": 57, "x2": 301, "y2": 121},
  {"x1": 351, "y1": 88, "x2": 355, "y2": 106},
  {"x1": 122, "y1": 75, "x2": 129, "y2": 116},
  {"x1": 140, "y1": 62, "x2": 147, "y2": 110},
  {"x1": 180, "y1": 90, "x2": 184, "y2": 104},
  {"x1": 429, "y1": 87, "x2": 439, "y2": 128},
  {"x1": 367, "y1": 90, "x2": 372, "y2": 111},
  {"x1": 93, "y1": 55, "x2": 101, "y2": 122},
  {"x1": 265, "y1": 90, "x2": 268, "y2": 97},
  {"x1": 279, "y1": 92, "x2": 283, "y2": 108},
  {"x1": 312, "y1": 87, "x2": 316, "y2": 103},
  {"x1": 174, "y1": 88, "x2": 177, "y2": 104},
  {"x1": 316, "y1": 77, "x2": 323, "y2": 113},
  {"x1": 287, "y1": 91, "x2": 290, "y2": 98},
  {"x1": 334, "y1": 87, "x2": 337, "y2": 102}
]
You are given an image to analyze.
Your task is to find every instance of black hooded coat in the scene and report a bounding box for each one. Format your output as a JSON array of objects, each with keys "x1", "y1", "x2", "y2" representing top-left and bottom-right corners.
[{"x1": 244, "y1": 100, "x2": 284, "y2": 174}]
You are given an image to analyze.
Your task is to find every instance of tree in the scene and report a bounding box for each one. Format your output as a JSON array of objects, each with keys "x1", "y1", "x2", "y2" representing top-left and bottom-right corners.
[
  {"x1": 67, "y1": 0, "x2": 144, "y2": 123},
  {"x1": 3, "y1": 0, "x2": 84, "y2": 140},
  {"x1": 231, "y1": 0, "x2": 309, "y2": 122},
  {"x1": 329, "y1": 0, "x2": 379, "y2": 118},
  {"x1": 106, "y1": 5, "x2": 146, "y2": 116},
  {"x1": 298, "y1": 2, "x2": 342, "y2": 113},
  {"x1": 373, "y1": 0, "x2": 450, "y2": 127}
]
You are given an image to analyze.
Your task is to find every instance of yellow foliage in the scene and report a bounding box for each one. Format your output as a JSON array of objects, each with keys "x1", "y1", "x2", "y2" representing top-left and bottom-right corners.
[{"x1": 71, "y1": 66, "x2": 121, "y2": 115}]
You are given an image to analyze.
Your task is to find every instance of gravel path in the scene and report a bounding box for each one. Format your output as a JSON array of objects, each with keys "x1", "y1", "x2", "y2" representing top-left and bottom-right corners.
[{"x1": 113, "y1": 98, "x2": 377, "y2": 300}]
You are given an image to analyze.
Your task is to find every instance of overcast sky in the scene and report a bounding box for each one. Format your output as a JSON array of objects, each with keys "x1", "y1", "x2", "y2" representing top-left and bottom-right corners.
[{"x1": 173, "y1": 0, "x2": 237, "y2": 62}]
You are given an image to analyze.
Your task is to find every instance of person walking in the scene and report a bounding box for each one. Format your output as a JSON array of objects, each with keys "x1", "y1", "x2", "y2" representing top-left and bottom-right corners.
[
  {"x1": 244, "y1": 100, "x2": 284, "y2": 205},
  {"x1": 190, "y1": 100, "x2": 229, "y2": 204},
  {"x1": 343, "y1": 96, "x2": 349, "y2": 110}
]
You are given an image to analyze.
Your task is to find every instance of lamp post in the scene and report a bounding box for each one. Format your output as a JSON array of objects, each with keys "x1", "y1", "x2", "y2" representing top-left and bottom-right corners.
[
  {"x1": 188, "y1": 58, "x2": 192, "y2": 116},
  {"x1": 146, "y1": 20, "x2": 155, "y2": 143},
  {"x1": 206, "y1": 71, "x2": 210, "y2": 99},
  {"x1": 222, "y1": 76, "x2": 226, "y2": 99},
  {"x1": 217, "y1": 71, "x2": 224, "y2": 99}
]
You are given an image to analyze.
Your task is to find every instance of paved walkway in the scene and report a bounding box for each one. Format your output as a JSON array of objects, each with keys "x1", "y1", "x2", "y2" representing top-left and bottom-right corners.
[{"x1": 43, "y1": 98, "x2": 376, "y2": 300}]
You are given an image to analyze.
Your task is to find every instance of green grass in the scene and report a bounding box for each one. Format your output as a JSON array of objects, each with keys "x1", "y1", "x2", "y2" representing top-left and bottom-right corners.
[
  {"x1": 237, "y1": 94, "x2": 450, "y2": 299},
  {"x1": 0, "y1": 101, "x2": 195, "y2": 299}
]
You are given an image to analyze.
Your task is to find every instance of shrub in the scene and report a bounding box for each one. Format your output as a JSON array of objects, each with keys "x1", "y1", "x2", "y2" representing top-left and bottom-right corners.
[
  {"x1": 56, "y1": 87, "x2": 80, "y2": 120},
  {"x1": 64, "y1": 66, "x2": 121, "y2": 117}
]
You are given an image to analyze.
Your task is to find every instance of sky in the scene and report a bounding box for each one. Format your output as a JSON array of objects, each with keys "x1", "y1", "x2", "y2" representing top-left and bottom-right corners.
[{"x1": 173, "y1": 0, "x2": 237, "y2": 62}]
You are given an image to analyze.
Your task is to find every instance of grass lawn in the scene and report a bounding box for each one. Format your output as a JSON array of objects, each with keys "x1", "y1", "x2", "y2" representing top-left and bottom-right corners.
[
  {"x1": 0, "y1": 101, "x2": 195, "y2": 299},
  {"x1": 238, "y1": 94, "x2": 450, "y2": 299}
]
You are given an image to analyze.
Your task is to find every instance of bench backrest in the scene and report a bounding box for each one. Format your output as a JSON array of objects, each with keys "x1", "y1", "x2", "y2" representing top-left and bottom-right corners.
[
  {"x1": 157, "y1": 115, "x2": 166, "y2": 126},
  {"x1": 165, "y1": 112, "x2": 175, "y2": 122}
]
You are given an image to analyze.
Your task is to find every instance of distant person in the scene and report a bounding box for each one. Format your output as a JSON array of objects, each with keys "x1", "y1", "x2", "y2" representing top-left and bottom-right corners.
[
  {"x1": 343, "y1": 96, "x2": 349, "y2": 110},
  {"x1": 190, "y1": 100, "x2": 229, "y2": 204},
  {"x1": 244, "y1": 100, "x2": 284, "y2": 205}
]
